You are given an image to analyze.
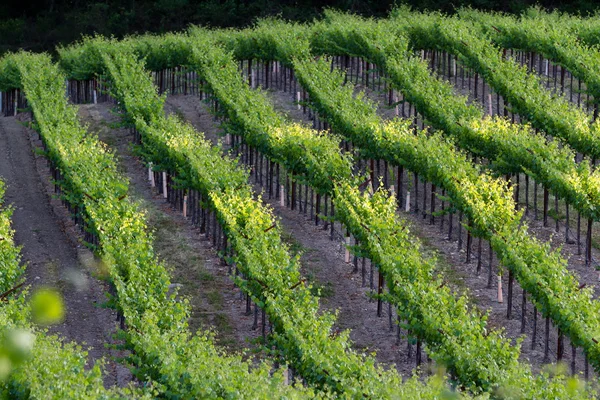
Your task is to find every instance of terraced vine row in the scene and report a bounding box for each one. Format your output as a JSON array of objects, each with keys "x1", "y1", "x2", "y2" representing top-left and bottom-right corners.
[
  {"x1": 573, "y1": 17, "x2": 600, "y2": 47},
  {"x1": 387, "y1": 10, "x2": 600, "y2": 161},
  {"x1": 99, "y1": 46, "x2": 473, "y2": 398},
  {"x1": 307, "y1": 13, "x2": 600, "y2": 229},
  {"x1": 0, "y1": 52, "x2": 309, "y2": 399},
  {"x1": 55, "y1": 30, "x2": 600, "y2": 397},
  {"x1": 3, "y1": 9, "x2": 600, "y2": 398},
  {"x1": 187, "y1": 36, "x2": 537, "y2": 396},
  {"x1": 0, "y1": 176, "x2": 122, "y2": 398},
  {"x1": 507, "y1": 10, "x2": 600, "y2": 51},
  {"x1": 304, "y1": 12, "x2": 600, "y2": 266},
  {"x1": 210, "y1": 19, "x2": 600, "y2": 384},
  {"x1": 460, "y1": 9, "x2": 600, "y2": 108}
]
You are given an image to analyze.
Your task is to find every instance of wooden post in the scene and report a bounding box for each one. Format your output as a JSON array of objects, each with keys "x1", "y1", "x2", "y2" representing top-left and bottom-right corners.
[
  {"x1": 315, "y1": 194, "x2": 321, "y2": 225},
  {"x1": 398, "y1": 166, "x2": 403, "y2": 206},
  {"x1": 507, "y1": 271, "x2": 513, "y2": 318},
  {"x1": 465, "y1": 229, "x2": 472, "y2": 263},
  {"x1": 531, "y1": 308, "x2": 538, "y2": 350},
  {"x1": 162, "y1": 172, "x2": 168, "y2": 199},
  {"x1": 476, "y1": 237, "x2": 482, "y2": 275},
  {"x1": 543, "y1": 188, "x2": 549, "y2": 227},
  {"x1": 430, "y1": 184, "x2": 435, "y2": 225},
  {"x1": 291, "y1": 180, "x2": 296, "y2": 211},
  {"x1": 571, "y1": 344, "x2": 576, "y2": 376},
  {"x1": 183, "y1": 195, "x2": 188, "y2": 218},
  {"x1": 377, "y1": 271, "x2": 383, "y2": 317},
  {"x1": 414, "y1": 174, "x2": 419, "y2": 213},
  {"x1": 487, "y1": 243, "x2": 493, "y2": 288},
  {"x1": 521, "y1": 290, "x2": 527, "y2": 333},
  {"x1": 544, "y1": 316, "x2": 550, "y2": 362},
  {"x1": 586, "y1": 218, "x2": 593, "y2": 266},
  {"x1": 497, "y1": 275, "x2": 503, "y2": 303},
  {"x1": 557, "y1": 330, "x2": 564, "y2": 362},
  {"x1": 345, "y1": 236, "x2": 351, "y2": 263}
]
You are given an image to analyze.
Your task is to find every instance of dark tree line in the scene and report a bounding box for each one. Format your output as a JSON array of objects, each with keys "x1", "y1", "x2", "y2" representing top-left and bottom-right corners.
[{"x1": 0, "y1": 0, "x2": 598, "y2": 55}]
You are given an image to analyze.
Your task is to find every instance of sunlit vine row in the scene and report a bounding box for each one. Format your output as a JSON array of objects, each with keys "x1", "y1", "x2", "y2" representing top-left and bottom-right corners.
[
  {"x1": 0, "y1": 52, "x2": 311, "y2": 400},
  {"x1": 218, "y1": 21, "x2": 600, "y2": 386}
]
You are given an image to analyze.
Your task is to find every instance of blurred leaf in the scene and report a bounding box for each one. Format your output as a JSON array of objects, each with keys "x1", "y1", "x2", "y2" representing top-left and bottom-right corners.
[{"x1": 30, "y1": 288, "x2": 65, "y2": 325}]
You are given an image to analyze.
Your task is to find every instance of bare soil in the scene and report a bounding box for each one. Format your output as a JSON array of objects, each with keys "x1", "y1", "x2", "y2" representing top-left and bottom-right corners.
[{"x1": 0, "y1": 115, "x2": 131, "y2": 387}]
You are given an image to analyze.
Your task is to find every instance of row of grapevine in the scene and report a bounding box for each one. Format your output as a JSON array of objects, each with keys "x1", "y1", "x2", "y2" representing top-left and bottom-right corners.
[
  {"x1": 505, "y1": 9, "x2": 600, "y2": 48},
  {"x1": 306, "y1": 12, "x2": 600, "y2": 265},
  {"x1": 23, "y1": 16, "x2": 600, "y2": 396},
  {"x1": 217, "y1": 19, "x2": 600, "y2": 385},
  {"x1": 186, "y1": 36, "x2": 532, "y2": 395},
  {"x1": 63, "y1": 31, "x2": 599, "y2": 397},
  {"x1": 572, "y1": 18, "x2": 600, "y2": 47},
  {"x1": 0, "y1": 179, "x2": 125, "y2": 398},
  {"x1": 459, "y1": 9, "x2": 600, "y2": 107},
  {"x1": 0, "y1": 52, "x2": 310, "y2": 399},
  {"x1": 98, "y1": 47, "x2": 470, "y2": 398},
  {"x1": 0, "y1": 180, "x2": 24, "y2": 296},
  {"x1": 386, "y1": 10, "x2": 600, "y2": 160}
]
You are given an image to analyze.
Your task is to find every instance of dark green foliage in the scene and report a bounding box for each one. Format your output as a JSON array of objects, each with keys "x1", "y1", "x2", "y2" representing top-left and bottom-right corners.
[{"x1": 1, "y1": 0, "x2": 600, "y2": 55}]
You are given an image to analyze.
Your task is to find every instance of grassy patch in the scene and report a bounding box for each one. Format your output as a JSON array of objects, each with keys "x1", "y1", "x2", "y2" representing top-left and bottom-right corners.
[
  {"x1": 198, "y1": 270, "x2": 215, "y2": 282},
  {"x1": 172, "y1": 108, "x2": 187, "y2": 123},
  {"x1": 304, "y1": 270, "x2": 334, "y2": 298},
  {"x1": 206, "y1": 289, "x2": 223, "y2": 310},
  {"x1": 280, "y1": 231, "x2": 305, "y2": 256},
  {"x1": 310, "y1": 281, "x2": 334, "y2": 298},
  {"x1": 214, "y1": 313, "x2": 234, "y2": 335}
]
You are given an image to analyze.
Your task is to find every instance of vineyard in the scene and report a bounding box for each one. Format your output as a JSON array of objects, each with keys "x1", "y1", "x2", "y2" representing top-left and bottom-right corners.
[{"x1": 2, "y1": 7, "x2": 600, "y2": 399}]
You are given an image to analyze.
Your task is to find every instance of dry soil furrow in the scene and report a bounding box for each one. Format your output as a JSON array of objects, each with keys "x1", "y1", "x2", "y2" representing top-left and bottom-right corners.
[{"x1": 0, "y1": 115, "x2": 130, "y2": 387}]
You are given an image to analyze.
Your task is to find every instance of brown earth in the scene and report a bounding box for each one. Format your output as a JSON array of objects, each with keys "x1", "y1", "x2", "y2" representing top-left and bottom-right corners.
[{"x1": 0, "y1": 115, "x2": 131, "y2": 387}]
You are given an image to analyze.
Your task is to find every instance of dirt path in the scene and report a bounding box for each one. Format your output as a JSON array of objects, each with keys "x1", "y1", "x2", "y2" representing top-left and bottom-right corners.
[
  {"x1": 77, "y1": 103, "x2": 264, "y2": 358},
  {"x1": 0, "y1": 116, "x2": 130, "y2": 387}
]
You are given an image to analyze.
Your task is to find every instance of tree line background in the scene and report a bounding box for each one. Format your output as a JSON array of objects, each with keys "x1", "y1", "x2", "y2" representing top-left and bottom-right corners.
[{"x1": 1, "y1": 0, "x2": 598, "y2": 55}]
